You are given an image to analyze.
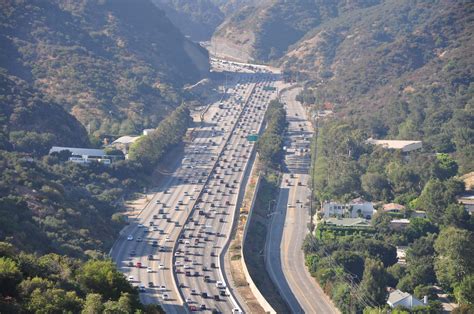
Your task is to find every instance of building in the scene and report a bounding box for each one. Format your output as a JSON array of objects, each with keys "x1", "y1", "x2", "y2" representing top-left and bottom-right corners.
[
  {"x1": 323, "y1": 217, "x2": 370, "y2": 228},
  {"x1": 49, "y1": 146, "x2": 111, "y2": 164},
  {"x1": 387, "y1": 289, "x2": 426, "y2": 309},
  {"x1": 322, "y1": 198, "x2": 375, "y2": 219},
  {"x1": 390, "y1": 218, "x2": 410, "y2": 231},
  {"x1": 109, "y1": 136, "x2": 141, "y2": 155},
  {"x1": 383, "y1": 203, "x2": 405, "y2": 213},
  {"x1": 366, "y1": 138, "x2": 422, "y2": 153},
  {"x1": 458, "y1": 195, "x2": 474, "y2": 215}
]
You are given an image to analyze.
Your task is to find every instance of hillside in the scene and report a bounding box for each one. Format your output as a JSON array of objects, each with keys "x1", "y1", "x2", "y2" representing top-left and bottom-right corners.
[
  {"x1": 0, "y1": 0, "x2": 209, "y2": 137},
  {"x1": 284, "y1": 0, "x2": 473, "y2": 172},
  {"x1": 151, "y1": 0, "x2": 225, "y2": 42},
  {"x1": 0, "y1": 71, "x2": 90, "y2": 153},
  {"x1": 210, "y1": 0, "x2": 381, "y2": 62}
]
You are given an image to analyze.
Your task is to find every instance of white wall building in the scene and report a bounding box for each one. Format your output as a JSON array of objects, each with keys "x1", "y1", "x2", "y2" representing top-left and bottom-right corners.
[
  {"x1": 387, "y1": 289, "x2": 426, "y2": 309},
  {"x1": 322, "y1": 198, "x2": 375, "y2": 219}
]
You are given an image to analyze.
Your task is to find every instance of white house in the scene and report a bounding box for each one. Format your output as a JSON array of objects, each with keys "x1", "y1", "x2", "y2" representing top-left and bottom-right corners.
[
  {"x1": 49, "y1": 146, "x2": 111, "y2": 164},
  {"x1": 387, "y1": 289, "x2": 426, "y2": 309},
  {"x1": 322, "y1": 198, "x2": 375, "y2": 219}
]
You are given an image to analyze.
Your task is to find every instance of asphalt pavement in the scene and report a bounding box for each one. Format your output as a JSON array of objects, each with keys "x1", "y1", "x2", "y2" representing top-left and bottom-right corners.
[{"x1": 264, "y1": 87, "x2": 338, "y2": 313}]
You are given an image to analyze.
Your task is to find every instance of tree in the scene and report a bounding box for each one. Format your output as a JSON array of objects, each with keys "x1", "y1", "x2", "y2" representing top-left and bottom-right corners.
[
  {"x1": 434, "y1": 227, "x2": 474, "y2": 290},
  {"x1": 103, "y1": 292, "x2": 133, "y2": 314},
  {"x1": 361, "y1": 172, "x2": 392, "y2": 201},
  {"x1": 359, "y1": 258, "x2": 388, "y2": 306},
  {"x1": 453, "y1": 275, "x2": 474, "y2": 305},
  {"x1": 432, "y1": 153, "x2": 458, "y2": 179},
  {"x1": 77, "y1": 259, "x2": 134, "y2": 301},
  {"x1": 82, "y1": 293, "x2": 104, "y2": 313},
  {"x1": 0, "y1": 257, "x2": 22, "y2": 296},
  {"x1": 443, "y1": 204, "x2": 472, "y2": 230},
  {"x1": 26, "y1": 288, "x2": 83, "y2": 313},
  {"x1": 417, "y1": 179, "x2": 463, "y2": 224}
]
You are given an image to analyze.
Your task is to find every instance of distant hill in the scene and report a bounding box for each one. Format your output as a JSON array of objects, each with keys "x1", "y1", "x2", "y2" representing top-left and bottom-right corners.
[
  {"x1": 151, "y1": 0, "x2": 225, "y2": 42},
  {"x1": 210, "y1": 0, "x2": 381, "y2": 62},
  {"x1": 0, "y1": 0, "x2": 209, "y2": 137}
]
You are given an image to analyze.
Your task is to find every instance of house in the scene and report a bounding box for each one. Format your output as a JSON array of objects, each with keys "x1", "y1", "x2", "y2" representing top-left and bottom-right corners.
[
  {"x1": 322, "y1": 198, "x2": 375, "y2": 219},
  {"x1": 390, "y1": 219, "x2": 410, "y2": 231},
  {"x1": 387, "y1": 289, "x2": 427, "y2": 309},
  {"x1": 366, "y1": 138, "x2": 422, "y2": 153},
  {"x1": 49, "y1": 146, "x2": 111, "y2": 164},
  {"x1": 412, "y1": 210, "x2": 427, "y2": 219},
  {"x1": 396, "y1": 246, "x2": 408, "y2": 265},
  {"x1": 458, "y1": 195, "x2": 474, "y2": 215},
  {"x1": 109, "y1": 135, "x2": 141, "y2": 155},
  {"x1": 383, "y1": 203, "x2": 405, "y2": 214}
]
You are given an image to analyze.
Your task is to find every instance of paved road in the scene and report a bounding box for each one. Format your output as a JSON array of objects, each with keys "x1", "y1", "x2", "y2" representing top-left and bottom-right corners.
[
  {"x1": 110, "y1": 59, "x2": 280, "y2": 313},
  {"x1": 175, "y1": 71, "x2": 281, "y2": 313},
  {"x1": 265, "y1": 87, "x2": 338, "y2": 313}
]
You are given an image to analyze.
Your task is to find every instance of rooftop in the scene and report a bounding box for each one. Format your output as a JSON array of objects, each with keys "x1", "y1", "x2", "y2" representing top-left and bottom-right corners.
[
  {"x1": 387, "y1": 289, "x2": 424, "y2": 308},
  {"x1": 366, "y1": 138, "x2": 422, "y2": 152},
  {"x1": 383, "y1": 203, "x2": 406, "y2": 211},
  {"x1": 111, "y1": 136, "x2": 141, "y2": 145},
  {"x1": 49, "y1": 146, "x2": 105, "y2": 157}
]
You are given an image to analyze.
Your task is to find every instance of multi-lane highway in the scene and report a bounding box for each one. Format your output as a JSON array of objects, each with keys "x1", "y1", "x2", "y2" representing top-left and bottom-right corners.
[
  {"x1": 110, "y1": 60, "x2": 280, "y2": 313},
  {"x1": 265, "y1": 87, "x2": 338, "y2": 313}
]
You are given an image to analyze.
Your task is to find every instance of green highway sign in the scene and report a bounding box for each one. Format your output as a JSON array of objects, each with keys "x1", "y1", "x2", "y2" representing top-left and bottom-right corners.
[{"x1": 247, "y1": 135, "x2": 258, "y2": 142}]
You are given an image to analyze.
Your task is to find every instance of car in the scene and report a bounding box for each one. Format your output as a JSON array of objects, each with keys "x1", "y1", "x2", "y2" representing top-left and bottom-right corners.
[
  {"x1": 148, "y1": 254, "x2": 154, "y2": 260},
  {"x1": 186, "y1": 297, "x2": 192, "y2": 303},
  {"x1": 201, "y1": 292, "x2": 208, "y2": 298},
  {"x1": 159, "y1": 285, "x2": 166, "y2": 291},
  {"x1": 232, "y1": 308, "x2": 241, "y2": 313},
  {"x1": 159, "y1": 264, "x2": 165, "y2": 270},
  {"x1": 191, "y1": 289, "x2": 197, "y2": 295},
  {"x1": 152, "y1": 226, "x2": 159, "y2": 231},
  {"x1": 162, "y1": 293, "x2": 169, "y2": 300},
  {"x1": 127, "y1": 235, "x2": 133, "y2": 241},
  {"x1": 189, "y1": 305, "x2": 197, "y2": 311},
  {"x1": 136, "y1": 262, "x2": 142, "y2": 268},
  {"x1": 216, "y1": 281, "x2": 225, "y2": 289},
  {"x1": 204, "y1": 275, "x2": 211, "y2": 283},
  {"x1": 214, "y1": 295, "x2": 220, "y2": 301},
  {"x1": 138, "y1": 224, "x2": 144, "y2": 228},
  {"x1": 210, "y1": 262, "x2": 216, "y2": 268},
  {"x1": 128, "y1": 275, "x2": 134, "y2": 281},
  {"x1": 147, "y1": 267, "x2": 153, "y2": 273},
  {"x1": 139, "y1": 285, "x2": 146, "y2": 292},
  {"x1": 200, "y1": 304, "x2": 206, "y2": 310},
  {"x1": 130, "y1": 250, "x2": 136, "y2": 256},
  {"x1": 136, "y1": 237, "x2": 142, "y2": 242}
]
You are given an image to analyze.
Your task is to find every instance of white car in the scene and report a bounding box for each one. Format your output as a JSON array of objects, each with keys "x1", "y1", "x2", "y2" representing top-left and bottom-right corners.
[
  {"x1": 162, "y1": 293, "x2": 169, "y2": 300},
  {"x1": 138, "y1": 224, "x2": 144, "y2": 228},
  {"x1": 159, "y1": 264, "x2": 165, "y2": 270},
  {"x1": 216, "y1": 281, "x2": 226, "y2": 288},
  {"x1": 147, "y1": 267, "x2": 153, "y2": 273},
  {"x1": 184, "y1": 264, "x2": 191, "y2": 269},
  {"x1": 174, "y1": 261, "x2": 182, "y2": 267},
  {"x1": 127, "y1": 235, "x2": 133, "y2": 241},
  {"x1": 165, "y1": 236, "x2": 171, "y2": 242},
  {"x1": 128, "y1": 275, "x2": 134, "y2": 281}
]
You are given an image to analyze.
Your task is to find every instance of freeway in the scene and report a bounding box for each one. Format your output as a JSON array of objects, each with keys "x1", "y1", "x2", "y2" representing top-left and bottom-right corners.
[
  {"x1": 110, "y1": 59, "x2": 279, "y2": 313},
  {"x1": 265, "y1": 87, "x2": 338, "y2": 313},
  {"x1": 174, "y1": 74, "x2": 280, "y2": 313}
]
